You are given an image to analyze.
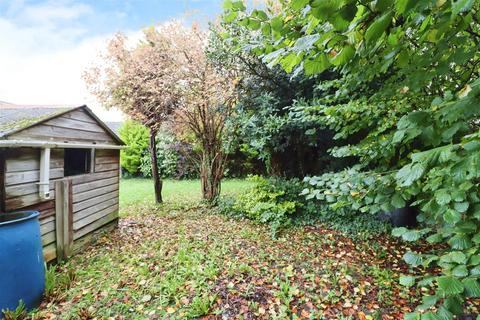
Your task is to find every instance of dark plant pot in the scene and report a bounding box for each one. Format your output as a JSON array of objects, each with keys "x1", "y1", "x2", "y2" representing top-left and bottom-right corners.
[
  {"x1": 0, "y1": 211, "x2": 45, "y2": 311},
  {"x1": 378, "y1": 205, "x2": 418, "y2": 228}
]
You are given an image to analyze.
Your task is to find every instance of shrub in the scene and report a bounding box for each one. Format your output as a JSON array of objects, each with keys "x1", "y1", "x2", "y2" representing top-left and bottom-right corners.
[
  {"x1": 139, "y1": 132, "x2": 198, "y2": 179},
  {"x1": 217, "y1": 176, "x2": 306, "y2": 237},
  {"x1": 218, "y1": 175, "x2": 389, "y2": 239},
  {"x1": 118, "y1": 120, "x2": 149, "y2": 175},
  {"x1": 217, "y1": 176, "x2": 312, "y2": 237}
]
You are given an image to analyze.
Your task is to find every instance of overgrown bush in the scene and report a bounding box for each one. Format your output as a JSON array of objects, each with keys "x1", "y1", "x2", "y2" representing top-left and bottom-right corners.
[
  {"x1": 217, "y1": 176, "x2": 304, "y2": 237},
  {"x1": 118, "y1": 120, "x2": 149, "y2": 175},
  {"x1": 218, "y1": 175, "x2": 388, "y2": 238},
  {"x1": 140, "y1": 133, "x2": 198, "y2": 180}
]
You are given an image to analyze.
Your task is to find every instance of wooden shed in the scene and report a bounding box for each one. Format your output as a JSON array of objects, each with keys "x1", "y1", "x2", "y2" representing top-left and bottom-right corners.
[{"x1": 0, "y1": 103, "x2": 125, "y2": 262}]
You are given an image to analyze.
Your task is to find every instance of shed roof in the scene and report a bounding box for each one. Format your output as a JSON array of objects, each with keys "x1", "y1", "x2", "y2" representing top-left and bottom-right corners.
[
  {"x1": 0, "y1": 104, "x2": 75, "y2": 138},
  {"x1": 0, "y1": 103, "x2": 124, "y2": 146}
]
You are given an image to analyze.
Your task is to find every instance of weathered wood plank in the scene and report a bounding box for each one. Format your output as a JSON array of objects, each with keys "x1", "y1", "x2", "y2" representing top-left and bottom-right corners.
[
  {"x1": 45, "y1": 116, "x2": 106, "y2": 133},
  {"x1": 5, "y1": 188, "x2": 55, "y2": 211},
  {"x1": 55, "y1": 180, "x2": 73, "y2": 261},
  {"x1": 5, "y1": 181, "x2": 55, "y2": 199},
  {"x1": 6, "y1": 152, "x2": 63, "y2": 173},
  {"x1": 43, "y1": 243, "x2": 57, "y2": 262},
  {"x1": 73, "y1": 211, "x2": 118, "y2": 240},
  {"x1": 11, "y1": 124, "x2": 116, "y2": 144},
  {"x1": 62, "y1": 109, "x2": 98, "y2": 124},
  {"x1": 72, "y1": 190, "x2": 119, "y2": 213},
  {"x1": 5, "y1": 168, "x2": 64, "y2": 186},
  {"x1": 72, "y1": 177, "x2": 118, "y2": 194},
  {"x1": 73, "y1": 204, "x2": 119, "y2": 231},
  {"x1": 41, "y1": 220, "x2": 55, "y2": 235},
  {"x1": 73, "y1": 183, "x2": 118, "y2": 204},
  {"x1": 73, "y1": 197, "x2": 118, "y2": 222},
  {"x1": 69, "y1": 170, "x2": 119, "y2": 185},
  {"x1": 42, "y1": 231, "x2": 56, "y2": 246},
  {"x1": 95, "y1": 149, "x2": 119, "y2": 157},
  {"x1": 55, "y1": 181, "x2": 65, "y2": 261},
  {"x1": 19, "y1": 200, "x2": 55, "y2": 219},
  {"x1": 95, "y1": 162, "x2": 119, "y2": 172},
  {"x1": 40, "y1": 209, "x2": 55, "y2": 219},
  {"x1": 95, "y1": 156, "x2": 119, "y2": 165},
  {"x1": 40, "y1": 215, "x2": 55, "y2": 225}
]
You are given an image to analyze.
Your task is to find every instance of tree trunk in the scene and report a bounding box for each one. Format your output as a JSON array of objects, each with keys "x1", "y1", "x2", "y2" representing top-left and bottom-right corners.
[
  {"x1": 269, "y1": 151, "x2": 283, "y2": 177},
  {"x1": 150, "y1": 128, "x2": 163, "y2": 203},
  {"x1": 200, "y1": 147, "x2": 223, "y2": 202}
]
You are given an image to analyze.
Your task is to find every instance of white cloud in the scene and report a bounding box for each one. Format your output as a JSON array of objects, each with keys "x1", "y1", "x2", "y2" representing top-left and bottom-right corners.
[{"x1": 0, "y1": 0, "x2": 125, "y2": 121}]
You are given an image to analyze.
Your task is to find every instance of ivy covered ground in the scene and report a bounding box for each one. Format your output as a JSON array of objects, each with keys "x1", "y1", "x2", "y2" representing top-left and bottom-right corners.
[{"x1": 33, "y1": 180, "x2": 479, "y2": 319}]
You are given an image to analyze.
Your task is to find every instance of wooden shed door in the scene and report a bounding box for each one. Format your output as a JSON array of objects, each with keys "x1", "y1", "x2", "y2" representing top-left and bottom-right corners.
[{"x1": 54, "y1": 179, "x2": 73, "y2": 261}]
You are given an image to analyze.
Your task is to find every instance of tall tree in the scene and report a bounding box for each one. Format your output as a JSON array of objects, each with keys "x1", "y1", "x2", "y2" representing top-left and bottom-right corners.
[
  {"x1": 174, "y1": 27, "x2": 238, "y2": 201},
  {"x1": 84, "y1": 22, "x2": 187, "y2": 203}
]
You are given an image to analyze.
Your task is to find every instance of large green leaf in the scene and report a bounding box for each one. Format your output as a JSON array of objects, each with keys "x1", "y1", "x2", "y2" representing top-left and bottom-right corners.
[
  {"x1": 330, "y1": 45, "x2": 355, "y2": 66},
  {"x1": 437, "y1": 276, "x2": 464, "y2": 295},
  {"x1": 451, "y1": 265, "x2": 468, "y2": 277},
  {"x1": 392, "y1": 227, "x2": 407, "y2": 237},
  {"x1": 396, "y1": 163, "x2": 425, "y2": 187},
  {"x1": 291, "y1": 0, "x2": 310, "y2": 11},
  {"x1": 365, "y1": 11, "x2": 393, "y2": 43},
  {"x1": 223, "y1": 0, "x2": 246, "y2": 10},
  {"x1": 417, "y1": 294, "x2": 439, "y2": 310},
  {"x1": 462, "y1": 278, "x2": 480, "y2": 297},
  {"x1": 395, "y1": 0, "x2": 415, "y2": 14},
  {"x1": 435, "y1": 189, "x2": 451, "y2": 205},
  {"x1": 421, "y1": 312, "x2": 442, "y2": 320},
  {"x1": 403, "y1": 230, "x2": 422, "y2": 241},
  {"x1": 375, "y1": 0, "x2": 394, "y2": 12},
  {"x1": 223, "y1": 11, "x2": 239, "y2": 23},
  {"x1": 279, "y1": 53, "x2": 302, "y2": 73},
  {"x1": 443, "y1": 210, "x2": 461, "y2": 224},
  {"x1": 448, "y1": 234, "x2": 472, "y2": 250},
  {"x1": 400, "y1": 275, "x2": 416, "y2": 287},
  {"x1": 404, "y1": 251, "x2": 423, "y2": 267},
  {"x1": 451, "y1": 0, "x2": 474, "y2": 16},
  {"x1": 304, "y1": 54, "x2": 331, "y2": 75},
  {"x1": 270, "y1": 16, "x2": 283, "y2": 32},
  {"x1": 391, "y1": 193, "x2": 406, "y2": 208}
]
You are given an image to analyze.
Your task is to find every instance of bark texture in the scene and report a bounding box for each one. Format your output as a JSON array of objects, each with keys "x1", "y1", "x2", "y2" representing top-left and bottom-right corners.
[{"x1": 150, "y1": 129, "x2": 163, "y2": 204}]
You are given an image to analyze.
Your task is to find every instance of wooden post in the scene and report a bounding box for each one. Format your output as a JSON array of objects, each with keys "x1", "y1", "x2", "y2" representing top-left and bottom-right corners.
[{"x1": 55, "y1": 179, "x2": 73, "y2": 261}]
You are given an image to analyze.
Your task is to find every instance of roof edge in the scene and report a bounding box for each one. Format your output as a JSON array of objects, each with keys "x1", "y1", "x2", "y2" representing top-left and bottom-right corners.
[
  {"x1": 79, "y1": 105, "x2": 125, "y2": 145},
  {"x1": 0, "y1": 106, "x2": 82, "y2": 139},
  {"x1": 0, "y1": 139, "x2": 126, "y2": 149},
  {"x1": 1, "y1": 105, "x2": 125, "y2": 146}
]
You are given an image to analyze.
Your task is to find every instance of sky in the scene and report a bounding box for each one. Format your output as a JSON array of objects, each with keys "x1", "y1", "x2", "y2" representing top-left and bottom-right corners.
[{"x1": 0, "y1": 0, "x2": 224, "y2": 121}]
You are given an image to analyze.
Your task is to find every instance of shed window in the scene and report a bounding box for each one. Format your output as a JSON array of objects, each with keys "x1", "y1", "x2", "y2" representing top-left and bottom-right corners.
[{"x1": 64, "y1": 149, "x2": 91, "y2": 176}]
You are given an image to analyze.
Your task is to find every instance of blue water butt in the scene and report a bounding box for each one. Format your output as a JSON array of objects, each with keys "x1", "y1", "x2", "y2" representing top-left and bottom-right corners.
[{"x1": 0, "y1": 211, "x2": 45, "y2": 311}]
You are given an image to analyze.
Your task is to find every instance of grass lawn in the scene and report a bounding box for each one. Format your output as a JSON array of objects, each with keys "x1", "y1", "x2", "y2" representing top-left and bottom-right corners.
[
  {"x1": 32, "y1": 179, "x2": 479, "y2": 319},
  {"x1": 119, "y1": 178, "x2": 253, "y2": 210}
]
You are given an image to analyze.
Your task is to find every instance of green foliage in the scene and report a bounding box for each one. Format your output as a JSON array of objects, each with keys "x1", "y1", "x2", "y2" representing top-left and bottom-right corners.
[
  {"x1": 218, "y1": 175, "x2": 388, "y2": 239},
  {"x1": 217, "y1": 176, "x2": 304, "y2": 237},
  {"x1": 44, "y1": 264, "x2": 76, "y2": 299},
  {"x1": 1, "y1": 301, "x2": 27, "y2": 320},
  {"x1": 118, "y1": 120, "x2": 149, "y2": 175},
  {"x1": 139, "y1": 132, "x2": 197, "y2": 179},
  {"x1": 208, "y1": 21, "x2": 342, "y2": 178},
  {"x1": 223, "y1": 0, "x2": 480, "y2": 316}
]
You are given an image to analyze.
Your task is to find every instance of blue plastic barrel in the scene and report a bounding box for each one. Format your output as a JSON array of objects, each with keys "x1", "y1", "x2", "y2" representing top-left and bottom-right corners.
[{"x1": 0, "y1": 211, "x2": 45, "y2": 311}]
